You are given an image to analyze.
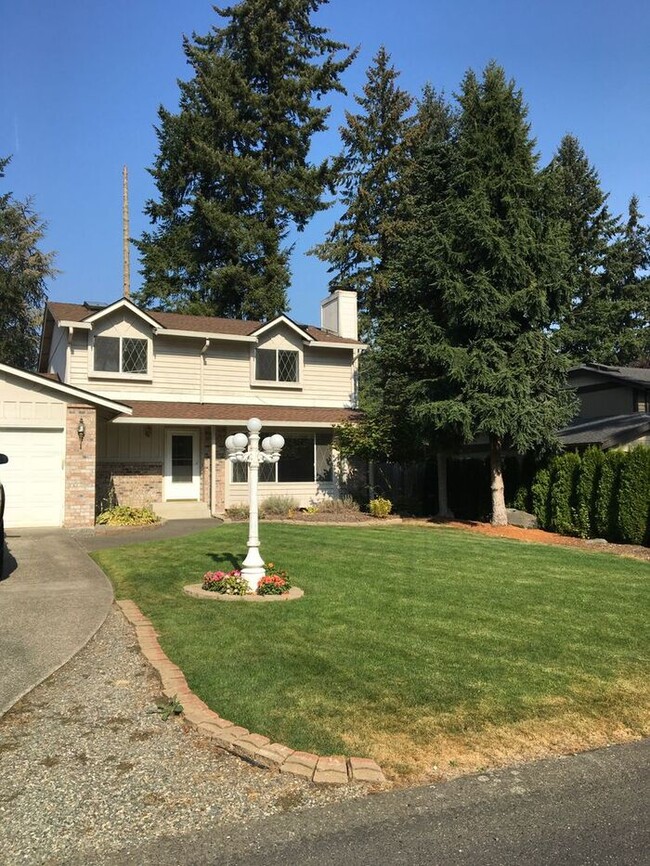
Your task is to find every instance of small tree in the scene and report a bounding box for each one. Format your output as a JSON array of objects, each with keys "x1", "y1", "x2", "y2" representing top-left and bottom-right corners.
[
  {"x1": 0, "y1": 156, "x2": 56, "y2": 370},
  {"x1": 549, "y1": 453, "x2": 581, "y2": 536},
  {"x1": 595, "y1": 450, "x2": 627, "y2": 541},
  {"x1": 575, "y1": 447, "x2": 604, "y2": 538},
  {"x1": 617, "y1": 446, "x2": 650, "y2": 545}
]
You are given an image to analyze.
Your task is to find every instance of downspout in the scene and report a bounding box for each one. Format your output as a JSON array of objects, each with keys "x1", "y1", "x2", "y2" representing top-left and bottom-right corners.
[
  {"x1": 65, "y1": 327, "x2": 73, "y2": 384},
  {"x1": 211, "y1": 425, "x2": 217, "y2": 518},
  {"x1": 200, "y1": 339, "x2": 210, "y2": 404}
]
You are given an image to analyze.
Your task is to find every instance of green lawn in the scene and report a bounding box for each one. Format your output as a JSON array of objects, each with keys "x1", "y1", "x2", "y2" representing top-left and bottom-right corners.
[{"x1": 92, "y1": 523, "x2": 649, "y2": 779}]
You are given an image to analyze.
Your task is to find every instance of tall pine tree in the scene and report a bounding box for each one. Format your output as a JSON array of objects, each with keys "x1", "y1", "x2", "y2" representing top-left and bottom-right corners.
[
  {"x1": 0, "y1": 156, "x2": 56, "y2": 370},
  {"x1": 545, "y1": 134, "x2": 619, "y2": 362},
  {"x1": 381, "y1": 64, "x2": 576, "y2": 524},
  {"x1": 310, "y1": 47, "x2": 412, "y2": 334},
  {"x1": 137, "y1": 0, "x2": 354, "y2": 320}
]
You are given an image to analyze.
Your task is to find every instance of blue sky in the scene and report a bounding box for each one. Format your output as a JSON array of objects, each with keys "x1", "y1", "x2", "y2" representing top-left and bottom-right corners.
[{"x1": 2, "y1": 1, "x2": 649, "y2": 325}]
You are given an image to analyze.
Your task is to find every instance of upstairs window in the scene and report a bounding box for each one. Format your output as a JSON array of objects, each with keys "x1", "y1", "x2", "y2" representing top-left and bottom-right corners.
[
  {"x1": 256, "y1": 348, "x2": 299, "y2": 383},
  {"x1": 94, "y1": 336, "x2": 148, "y2": 375}
]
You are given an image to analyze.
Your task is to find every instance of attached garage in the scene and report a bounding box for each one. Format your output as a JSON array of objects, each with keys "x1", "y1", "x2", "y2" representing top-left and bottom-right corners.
[
  {"x1": 0, "y1": 427, "x2": 65, "y2": 527},
  {"x1": 0, "y1": 364, "x2": 131, "y2": 528}
]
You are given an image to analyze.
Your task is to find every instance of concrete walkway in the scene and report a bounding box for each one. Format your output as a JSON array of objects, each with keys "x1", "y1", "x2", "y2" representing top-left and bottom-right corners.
[
  {"x1": 73, "y1": 518, "x2": 221, "y2": 551},
  {"x1": 0, "y1": 527, "x2": 114, "y2": 716}
]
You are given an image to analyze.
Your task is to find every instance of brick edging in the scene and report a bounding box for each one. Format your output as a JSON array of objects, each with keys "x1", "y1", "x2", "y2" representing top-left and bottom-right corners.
[{"x1": 116, "y1": 599, "x2": 387, "y2": 787}]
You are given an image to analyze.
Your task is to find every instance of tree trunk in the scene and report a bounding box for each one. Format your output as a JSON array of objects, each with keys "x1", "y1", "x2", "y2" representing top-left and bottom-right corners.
[
  {"x1": 490, "y1": 436, "x2": 508, "y2": 526},
  {"x1": 436, "y1": 451, "x2": 454, "y2": 518}
]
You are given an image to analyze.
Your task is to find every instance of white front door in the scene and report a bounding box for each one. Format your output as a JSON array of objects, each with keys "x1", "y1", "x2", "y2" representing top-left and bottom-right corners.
[{"x1": 164, "y1": 430, "x2": 200, "y2": 500}]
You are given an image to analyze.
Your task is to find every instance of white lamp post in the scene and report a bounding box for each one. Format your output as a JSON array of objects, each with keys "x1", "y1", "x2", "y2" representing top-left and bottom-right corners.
[{"x1": 226, "y1": 418, "x2": 284, "y2": 593}]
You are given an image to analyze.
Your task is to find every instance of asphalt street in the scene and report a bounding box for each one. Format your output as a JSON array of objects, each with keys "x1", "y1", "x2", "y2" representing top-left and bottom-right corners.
[{"x1": 98, "y1": 739, "x2": 649, "y2": 865}]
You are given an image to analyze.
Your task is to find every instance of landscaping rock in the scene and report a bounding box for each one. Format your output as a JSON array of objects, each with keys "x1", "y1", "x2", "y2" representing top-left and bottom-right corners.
[{"x1": 506, "y1": 508, "x2": 538, "y2": 529}]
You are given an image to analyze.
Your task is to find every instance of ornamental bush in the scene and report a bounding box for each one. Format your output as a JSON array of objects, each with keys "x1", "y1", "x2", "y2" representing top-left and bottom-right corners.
[
  {"x1": 595, "y1": 450, "x2": 627, "y2": 541},
  {"x1": 261, "y1": 495, "x2": 299, "y2": 517},
  {"x1": 548, "y1": 453, "x2": 581, "y2": 535},
  {"x1": 617, "y1": 447, "x2": 650, "y2": 545},
  {"x1": 575, "y1": 447, "x2": 604, "y2": 538},
  {"x1": 369, "y1": 497, "x2": 392, "y2": 518},
  {"x1": 202, "y1": 570, "x2": 250, "y2": 595},
  {"x1": 96, "y1": 505, "x2": 160, "y2": 526},
  {"x1": 531, "y1": 468, "x2": 552, "y2": 530}
]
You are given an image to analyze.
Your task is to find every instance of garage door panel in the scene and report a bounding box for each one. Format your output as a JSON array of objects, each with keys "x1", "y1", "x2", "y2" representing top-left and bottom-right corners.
[{"x1": 0, "y1": 428, "x2": 65, "y2": 527}]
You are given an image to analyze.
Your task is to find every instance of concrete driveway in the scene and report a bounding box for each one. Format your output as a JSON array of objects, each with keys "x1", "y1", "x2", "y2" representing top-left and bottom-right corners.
[{"x1": 0, "y1": 527, "x2": 113, "y2": 716}]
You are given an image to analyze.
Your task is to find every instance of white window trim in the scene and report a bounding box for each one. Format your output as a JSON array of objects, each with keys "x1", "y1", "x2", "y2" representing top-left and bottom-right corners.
[
  {"x1": 249, "y1": 346, "x2": 303, "y2": 389},
  {"x1": 230, "y1": 433, "x2": 333, "y2": 484},
  {"x1": 88, "y1": 334, "x2": 153, "y2": 381}
]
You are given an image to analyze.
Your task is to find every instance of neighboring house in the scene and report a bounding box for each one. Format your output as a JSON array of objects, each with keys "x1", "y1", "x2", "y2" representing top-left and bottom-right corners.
[
  {"x1": 558, "y1": 363, "x2": 650, "y2": 451},
  {"x1": 0, "y1": 290, "x2": 363, "y2": 528}
]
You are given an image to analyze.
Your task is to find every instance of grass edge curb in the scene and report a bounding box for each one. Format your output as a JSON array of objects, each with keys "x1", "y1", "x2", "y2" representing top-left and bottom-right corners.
[{"x1": 115, "y1": 598, "x2": 388, "y2": 787}]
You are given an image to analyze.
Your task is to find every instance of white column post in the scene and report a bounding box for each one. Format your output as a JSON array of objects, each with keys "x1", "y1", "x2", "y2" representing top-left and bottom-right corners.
[
  {"x1": 226, "y1": 418, "x2": 284, "y2": 593},
  {"x1": 241, "y1": 419, "x2": 265, "y2": 588}
]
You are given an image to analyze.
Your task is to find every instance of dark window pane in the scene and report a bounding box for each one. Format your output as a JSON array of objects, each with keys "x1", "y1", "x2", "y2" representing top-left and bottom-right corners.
[
  {"x1": 256, "y1": 349, "x2": 276, "y2": 381},
  {"x1": 278, "y1": 437, "x2": 313, "y2": 482},
  {"x1": 171, "y1": 435, "x2": 193, "y2": 483},
  {"x1": 315, "y1": 433, "x2": 333, "y2": 482},
  {"x1": 278, "y1": 350, "x2": 298, "y2": 382},
  {"x1": 259, "y1": 461, "x2": 276, "y2": 482},
  {"x1": 232, "y1": 462, "x2": 248, "y2": 483},
  {"x1": 122, "y1": 338, "x2": 148, "y2": 374},
  {"x1": 94, "y1": 336, "x2": 119, "y2": 372}
]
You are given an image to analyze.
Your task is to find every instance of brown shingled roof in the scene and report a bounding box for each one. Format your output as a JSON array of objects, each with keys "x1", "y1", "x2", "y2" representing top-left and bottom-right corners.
[
  {"x1": 46, "y1": 302, "x2": 359, "y2": 345},
  {"x1": 118, "y1": 401, "x2": 362, "y2": 425}
]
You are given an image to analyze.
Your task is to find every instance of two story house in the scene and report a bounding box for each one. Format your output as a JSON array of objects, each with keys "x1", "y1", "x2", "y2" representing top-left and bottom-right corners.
[
  {"x1": 0, "y1": 290, "x2": 363, "y2": 528},
  {"x1": 558, "y1": 363, "x2": 650, "y2": 450}
]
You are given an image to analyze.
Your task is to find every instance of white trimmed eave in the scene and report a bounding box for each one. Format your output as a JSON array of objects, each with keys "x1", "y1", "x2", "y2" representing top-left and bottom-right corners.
[
  {"x1": 306, "y1": 339, "x2": 365, "y2": 350},
  {"x1": 112, "y1": 416, "x2": 336, "y2": 429},
  {"x1": 58, "y1": 320, "x2": 93, "y2": 330},
  {"x1": 153, "y1": 328, "x2": 257, "y2": 343},
  {"x1": 82, "y1": 298, "x2": 161, "y2": 329},
  {"x1": 0, "y1": 363, "x2": 133, "y2": 415},
  {"x1": 251, "y1": 315, "x2": 312, "y2": 342}
]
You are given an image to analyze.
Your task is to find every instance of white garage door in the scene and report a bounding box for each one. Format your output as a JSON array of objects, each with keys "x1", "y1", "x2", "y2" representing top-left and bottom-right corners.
[{"x1": 0, "y1": 427, "x2": 65, "y2": 527}]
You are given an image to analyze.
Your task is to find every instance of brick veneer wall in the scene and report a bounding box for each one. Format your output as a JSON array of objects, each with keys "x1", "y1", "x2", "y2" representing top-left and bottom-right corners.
[
  {"x1": 64, "y1": 404, "x2": 97, "y2": 527},
  {"x1": 96, "y1": 462, "x2": 163, "y2": 512}
]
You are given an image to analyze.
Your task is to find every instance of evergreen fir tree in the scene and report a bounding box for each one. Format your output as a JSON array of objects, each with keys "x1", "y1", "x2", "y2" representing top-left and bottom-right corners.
[
  {"x1": 381, "y1": 64, "x2": 576, "y2": 524},
  {"x1": 0, "y1": 156, "x2": 56, "y2": 370},
  {"x1": 600, "y1": 195, "x2": 650, "y2": 365},
  {"x1": 545, "y1": 134, "x2": 619, "y2": 361},
  {"x1": 310, "y1": 47, "x2": 412, "y2": 334},
  {"x1": 136, "y1": 0, "x2": 354, "y2": 320}
]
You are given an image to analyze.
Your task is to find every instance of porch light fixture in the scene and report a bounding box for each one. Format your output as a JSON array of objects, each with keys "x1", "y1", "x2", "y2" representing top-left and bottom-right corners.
[
  {"x1": 226, "y1": 418, "x2": 284, "y2": 592},
  {"x1": 77, "y1": 417, "x2": 86, "y2": 448}
]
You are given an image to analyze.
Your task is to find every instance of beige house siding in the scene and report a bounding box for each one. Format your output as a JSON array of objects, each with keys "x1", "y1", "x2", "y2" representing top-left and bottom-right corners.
[
  {"x1": 55, "y1": 313, "x2": 356, "y2": 408},
  {"x1": 0, "y1": 376, "x2": 66, "y2": 428}
]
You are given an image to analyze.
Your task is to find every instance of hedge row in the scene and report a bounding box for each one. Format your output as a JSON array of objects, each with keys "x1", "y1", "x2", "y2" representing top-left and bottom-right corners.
[{"x1": 532, "y1": 446, "x2": 650, "y2": 546}]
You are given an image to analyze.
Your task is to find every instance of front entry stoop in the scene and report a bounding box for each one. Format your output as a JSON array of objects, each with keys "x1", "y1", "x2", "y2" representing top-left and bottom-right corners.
[{"x1": 152, "y1": 501, "x2": 212, "y2": 520}]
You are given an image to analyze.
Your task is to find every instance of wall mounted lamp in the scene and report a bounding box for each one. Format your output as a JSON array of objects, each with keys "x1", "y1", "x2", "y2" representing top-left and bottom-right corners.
[{"x1": 77, "y1": 417, "x2": 86, "y2": 448}]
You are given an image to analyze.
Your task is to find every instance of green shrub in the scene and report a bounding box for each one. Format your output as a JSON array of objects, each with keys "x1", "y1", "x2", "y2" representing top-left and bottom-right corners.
[
  {"x1": 548, "y1": 453, "x2": 581, "y2": 535},
  {"x1": 315, "y1": 496, "x2": 360, "y2": 514},
  {"x1": 575, "y1": 447, "x2": 604, "y2": 538},
  {"x1": 260, "y1": 495, "x2": 299, "y2": 517},
  {"x1": 531, "y1": 468, "x2": 552, "y2": 529},
  {"x1": 595, "y1": 450, "x2": 627, "y2": 541},
  {"x1": 617, "y1": 446, "x2": 650, "y2": 545},
  {"x1": 225, "y1": 504, "x2": 249, "y2": 521},
  {"x1": 95, "y1": 505, "x2": 160, "y2": 527},
  {"x1": 369, "y1": 497, "x2": 393, "y2": 518}
]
